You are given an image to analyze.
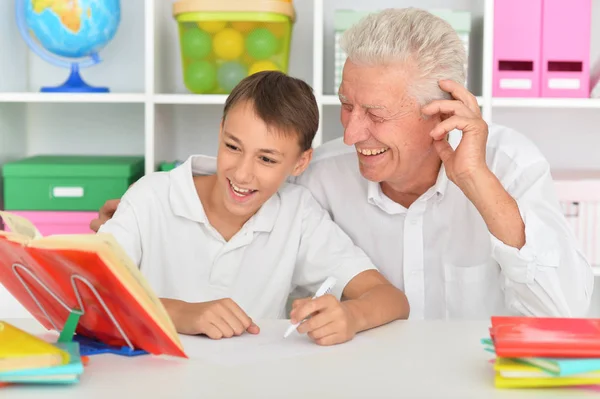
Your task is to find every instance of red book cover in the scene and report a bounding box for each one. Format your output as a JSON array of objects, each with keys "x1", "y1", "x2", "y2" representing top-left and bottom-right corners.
[
  {"x1": 0, "y1": 212, "x2": 186, "y2": 358},
  {"x1": 490, "y1": 316, "x2": 600, "y2": 358}
]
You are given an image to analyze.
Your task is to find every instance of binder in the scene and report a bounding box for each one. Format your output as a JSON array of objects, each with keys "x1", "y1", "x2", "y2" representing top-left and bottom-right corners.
[
  {"x1": 540, "y1": 0, "x2": 592, "y2": 98},
  {"x1": 493, "y1": 0, "x2": 543, "y2": 97}
]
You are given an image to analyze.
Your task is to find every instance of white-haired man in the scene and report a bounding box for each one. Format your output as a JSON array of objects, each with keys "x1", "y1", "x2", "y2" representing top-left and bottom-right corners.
[{"x1": 91, "y1": 8, "x2": 594, "y2": 319}]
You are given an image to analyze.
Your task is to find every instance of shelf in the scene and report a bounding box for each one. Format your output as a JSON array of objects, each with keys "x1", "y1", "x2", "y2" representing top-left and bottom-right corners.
[
  {"x1": 492, "y1": 98, "x2": 600, "y2": 109},
  {"x1": 320, "y1": 95, "x2": 485, "y2": 106},
  {"x1": 153, "y1": 94, "x2": 229, "y2": 105},
  {"x1": 0, "y1": 93, "x2": 146, "y2": 104}
]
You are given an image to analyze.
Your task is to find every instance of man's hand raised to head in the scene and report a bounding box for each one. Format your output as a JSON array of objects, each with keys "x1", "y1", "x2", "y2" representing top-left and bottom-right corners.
[{"x1": 89, "y1": 199, "x2": 121, "y2": 232}]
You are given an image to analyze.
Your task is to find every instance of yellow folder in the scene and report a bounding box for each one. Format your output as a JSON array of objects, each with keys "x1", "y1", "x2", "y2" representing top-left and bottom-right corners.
[
  {"x1": 0, "y1": 321, "x2": 69, "y2": 372},
  {"x1": 494, "y1": 358, "x2": 600, "y2": 388}
]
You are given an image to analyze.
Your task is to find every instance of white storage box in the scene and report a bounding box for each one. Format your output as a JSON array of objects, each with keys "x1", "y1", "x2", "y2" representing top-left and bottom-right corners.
[
  {"x1": 554, "y1": 171, "x2": 600, "y2": 268},
  {"x1": 333, "y1": 9, "x2": 471, "y2": 94}
]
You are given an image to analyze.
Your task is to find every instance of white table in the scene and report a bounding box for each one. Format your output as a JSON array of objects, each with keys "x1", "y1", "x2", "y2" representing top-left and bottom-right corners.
[{"x1": 2, "y1": 318, "x2": 598, "y2": 398}]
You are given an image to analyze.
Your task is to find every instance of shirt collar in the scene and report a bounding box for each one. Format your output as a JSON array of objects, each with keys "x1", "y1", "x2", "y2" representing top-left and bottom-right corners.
[
  {"x1": 168, "y1": 155, "x2": 280, "y2": 233},
  {"x1": 366, "y1": 129, "x2": 460, "y2": 211}
]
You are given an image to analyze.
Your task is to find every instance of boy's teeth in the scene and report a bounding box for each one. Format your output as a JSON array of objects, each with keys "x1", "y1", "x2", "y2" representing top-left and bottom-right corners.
[
  {"x1": 357, "y1": 147, "x2": 388, "y2": 156},
  {"x1": 230, "y1": 180, "x2": 254, "y2": 195}
]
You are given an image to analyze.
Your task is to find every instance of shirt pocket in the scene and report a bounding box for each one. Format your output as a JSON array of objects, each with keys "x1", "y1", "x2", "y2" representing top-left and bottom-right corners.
[{"x1": 443, "y1": 260, "x2": 501, "y2": 319}]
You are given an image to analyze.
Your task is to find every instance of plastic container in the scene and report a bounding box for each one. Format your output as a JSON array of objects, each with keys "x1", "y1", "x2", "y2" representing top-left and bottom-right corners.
[
  {"x1": 173, "y1": 1, "x2": 296, "y2": 94},
  {"x1": 2, "y1": 155, "x2": 144, "y2": 211}
]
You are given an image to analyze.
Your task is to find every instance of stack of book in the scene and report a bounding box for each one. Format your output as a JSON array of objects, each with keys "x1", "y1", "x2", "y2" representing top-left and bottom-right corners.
[
  {"x1": 482, "y1": 316, "x2": 600, "y2": 388},
  {"x1": 0, "y1": 321, "x2": 84, "y2": 385}
]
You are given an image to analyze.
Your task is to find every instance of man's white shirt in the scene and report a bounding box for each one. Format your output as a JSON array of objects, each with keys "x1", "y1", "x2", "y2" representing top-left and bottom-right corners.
[
  {"x1": 293, "y1": 124, "x2": 594, "y2": 319},
  {"x1": 99, "y1": 156, "x2": 376, "y2": 319}
]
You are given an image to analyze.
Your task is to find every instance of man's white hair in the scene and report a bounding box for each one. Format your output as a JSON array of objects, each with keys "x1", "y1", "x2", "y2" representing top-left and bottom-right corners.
[{"x1": 340, "y1": 8, "x2": 467, "y2": 105}]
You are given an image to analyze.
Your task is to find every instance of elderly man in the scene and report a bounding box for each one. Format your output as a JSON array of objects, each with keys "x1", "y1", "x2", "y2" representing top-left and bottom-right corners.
[{"x1": 91, "y1": 8, "x2": 594, "y2": 319}]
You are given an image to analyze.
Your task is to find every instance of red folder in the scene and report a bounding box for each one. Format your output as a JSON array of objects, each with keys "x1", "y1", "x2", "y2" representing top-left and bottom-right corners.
[{"x1": 490, "y1": 316, "x2": 600, "y2": 358}]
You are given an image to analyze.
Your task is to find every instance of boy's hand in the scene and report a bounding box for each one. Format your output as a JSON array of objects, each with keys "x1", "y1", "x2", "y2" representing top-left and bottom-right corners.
[
  {"x1": 290, "y1": 294, "x2": 358, "y2": 346},
  {"x1": 164, "y1": 298, "x2": 260, "y2": 339}
]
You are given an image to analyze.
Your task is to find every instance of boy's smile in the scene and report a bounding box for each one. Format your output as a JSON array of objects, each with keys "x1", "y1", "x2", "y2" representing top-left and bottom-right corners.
[{"x1": 227, "y1": 178, "x2": 257, "y2": 203}]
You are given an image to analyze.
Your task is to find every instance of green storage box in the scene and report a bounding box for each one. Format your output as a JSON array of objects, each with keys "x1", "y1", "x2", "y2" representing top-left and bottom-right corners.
[
  {"x1": 158, "y1": 160, "x2": 183, "y2": 172},
  {"x1": 2, "y1": 155, "x2": 145, "y2": 211}
]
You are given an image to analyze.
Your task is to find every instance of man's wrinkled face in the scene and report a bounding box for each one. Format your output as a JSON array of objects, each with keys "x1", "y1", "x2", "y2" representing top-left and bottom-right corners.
[{"x1": 339, "y1": 60, "x2": 440, "y2": 185}]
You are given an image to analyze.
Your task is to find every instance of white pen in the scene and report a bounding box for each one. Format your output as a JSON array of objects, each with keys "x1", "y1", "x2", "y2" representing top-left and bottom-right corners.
[{"x1": 283, "y1": 276, "x2": 337, "y2": 338}]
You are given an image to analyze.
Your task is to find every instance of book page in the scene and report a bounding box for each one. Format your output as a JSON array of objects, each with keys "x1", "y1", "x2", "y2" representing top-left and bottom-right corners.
[
  {"x1": 0, "y1": 211, "x2": 42, "y2": 240},
  {"x1": 178, "y1": 321, "x2": 373, "y2": 366}
]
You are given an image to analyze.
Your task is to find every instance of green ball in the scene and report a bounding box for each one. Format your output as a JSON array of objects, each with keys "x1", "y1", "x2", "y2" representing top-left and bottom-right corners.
[
  {"x1": 245, "y1": 28, "x2": 279, "y2": 60},
  {"x1": 184, "y1": 61, "x2": 217, "y2": 93},
  {"x1": 218, "y1": 61, "x2": 248, "y2": 92},
  {"x1": 181, "y1": 28, "x2": 211, "y2": 60}
]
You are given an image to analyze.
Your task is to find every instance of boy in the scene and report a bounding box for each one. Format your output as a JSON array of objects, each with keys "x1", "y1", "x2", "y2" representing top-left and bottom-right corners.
[{"x1": 99, "y1": 71, "x2": 409, "y2": 346}]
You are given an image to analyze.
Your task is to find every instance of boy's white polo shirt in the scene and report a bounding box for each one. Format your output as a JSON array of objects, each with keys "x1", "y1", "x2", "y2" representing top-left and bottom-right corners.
[{"x1": 99, "y1": 155, "x2": 377, "y2": 319}]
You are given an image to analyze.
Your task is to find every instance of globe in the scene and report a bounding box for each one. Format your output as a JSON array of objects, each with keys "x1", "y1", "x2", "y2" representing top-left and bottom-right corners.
[{"x1": 16, "y1": 0, "x2": 121, "y2": 92}]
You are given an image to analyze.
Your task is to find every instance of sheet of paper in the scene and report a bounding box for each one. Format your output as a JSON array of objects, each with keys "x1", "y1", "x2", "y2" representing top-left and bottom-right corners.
[
  {"x1": 178, "y1": 321, "x2": 371, "y2": 366},
  {"x1": 0, "y1": 211, "x2": 42, "y2": 240}
]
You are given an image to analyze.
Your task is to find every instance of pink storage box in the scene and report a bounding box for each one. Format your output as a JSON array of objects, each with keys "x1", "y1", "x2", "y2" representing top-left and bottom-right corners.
[
  {"x1": 3, "y1": 211, "x2": 96, "y2": 236},
  {"x1": 493, "y1": 0, "x2": 542, "y2": 97},
  {"x1": 541, "y1": 0, "x2": 592, "y2": 98}
]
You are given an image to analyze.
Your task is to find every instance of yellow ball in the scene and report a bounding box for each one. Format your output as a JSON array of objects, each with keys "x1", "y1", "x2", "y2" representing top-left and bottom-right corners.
[
  {"x1": 197, "y1": 21, "x2": 226, "y2": 33},
  {"x1": 249, "y1": 60, "x2": 280, "y2": 75},
  {"x1": 230, "y1": 21, "x2": 257, "y2": 33},
  {"x1": 213, "y1": 28, "x2": 244, "y2": 60}
]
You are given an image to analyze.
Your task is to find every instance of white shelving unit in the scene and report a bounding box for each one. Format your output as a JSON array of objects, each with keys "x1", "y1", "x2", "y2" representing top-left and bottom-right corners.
[
  {"x1": 0, "y1": 0, "x2": 600, "y2": 317},
  {"x1": 1, "y1": 0, "x2": 597, "y2": 165}
]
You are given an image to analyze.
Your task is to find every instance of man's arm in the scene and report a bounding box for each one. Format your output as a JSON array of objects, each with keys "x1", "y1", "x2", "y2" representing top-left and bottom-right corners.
[
  {"x1": 423, "y1": 80, "x2": 594, "y2": 317},
  {"x1": 461, "y1": 169, "x2": 525, "y2": 249},
  {"x1": 476, "y1": 161, "x2": 594, "y2": 317},
  {"x1": 459, "y1": 159, "x2": 594, "y2": 317},
  {"x1": 90, "y1": 199, "x2": 121, "y2": 232}
]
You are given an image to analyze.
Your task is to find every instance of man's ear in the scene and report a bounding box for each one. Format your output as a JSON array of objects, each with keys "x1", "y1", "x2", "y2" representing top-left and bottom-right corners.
[{"x1": 291, "y1": 148, "x2": 313, "y2": 176}]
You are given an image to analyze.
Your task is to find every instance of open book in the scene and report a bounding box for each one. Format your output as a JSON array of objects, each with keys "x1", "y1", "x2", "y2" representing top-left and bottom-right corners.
[{"x1": 0, "y1": 211, "x2": 186, "y2": 358}]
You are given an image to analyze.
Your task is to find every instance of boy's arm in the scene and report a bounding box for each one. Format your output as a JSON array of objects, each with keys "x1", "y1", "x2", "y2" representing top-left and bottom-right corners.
[
  {"x1": 291, "y1": 270, "x2": 409, "y2": 345},
  {"x1": 341, "y1": 269, "x2": 410, "y2": 332},
  {"x1": 290, "y1": 190, "x2": 409, "y2": 345}
]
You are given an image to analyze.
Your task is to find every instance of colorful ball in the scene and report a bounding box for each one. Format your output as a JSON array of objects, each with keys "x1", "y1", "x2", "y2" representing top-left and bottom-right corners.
[
  {"x1": 197, "y1": 21, "x2": 226, "y2": 33},
  {"x1": 218, "y1": 62, "x2": 248, "y2": 92},
  {"x1": 230, "y1": 21, "x2": 257, "y2": 33},
  {"x1": 246, "y1": 28, "x2": 279, "y2": 60},
  {"x1": 184, "y1": 61, "x2": 217, "y2": 93},
  {"x1": 181, "y1": 28, "x2": 211, "y2": 60},
  {"x1": 213, "y1": 28, "x2": 244, "y2": 60},
  {"x1": 248, "y1": 60, "x2": 280, "y2": 75}
]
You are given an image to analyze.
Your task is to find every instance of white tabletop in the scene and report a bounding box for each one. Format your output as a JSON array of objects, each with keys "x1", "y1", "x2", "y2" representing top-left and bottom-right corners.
[{"x1": 2, "y1": 318, "x2": 598, "y2": 398}]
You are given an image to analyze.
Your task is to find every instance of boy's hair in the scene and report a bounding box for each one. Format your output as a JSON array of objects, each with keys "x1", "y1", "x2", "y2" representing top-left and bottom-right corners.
[{"x1": 222, "y1": 71, "x2": 319, "y2": 152}]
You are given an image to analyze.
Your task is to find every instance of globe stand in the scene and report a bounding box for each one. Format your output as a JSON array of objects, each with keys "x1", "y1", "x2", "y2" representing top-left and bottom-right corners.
[{"x1": 41, "y1": 63, "x2": 109, "y2": 93}]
